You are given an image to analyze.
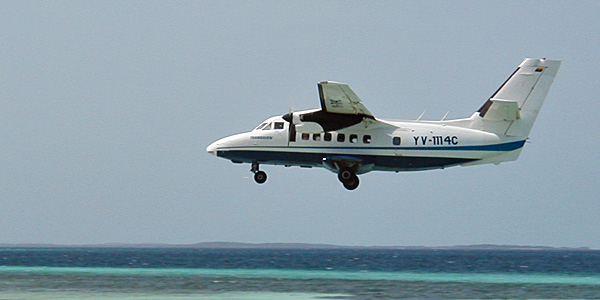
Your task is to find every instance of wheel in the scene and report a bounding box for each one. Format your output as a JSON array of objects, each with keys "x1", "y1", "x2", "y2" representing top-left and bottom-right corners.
[
  {"x1": 338, "y1": 168, "x2": 354, "y2": 182},
  {"x1": 254, "y1": 171, "x2": 267, "y2": 184},
  {"x1": 343, "y1": 175, "x2": 359, "y2": 190}
]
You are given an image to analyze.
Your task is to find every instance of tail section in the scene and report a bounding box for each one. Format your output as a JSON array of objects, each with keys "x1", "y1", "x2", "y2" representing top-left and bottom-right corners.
[{"x1": 476, "y1": 58, "x2": 561, "y2": 137}]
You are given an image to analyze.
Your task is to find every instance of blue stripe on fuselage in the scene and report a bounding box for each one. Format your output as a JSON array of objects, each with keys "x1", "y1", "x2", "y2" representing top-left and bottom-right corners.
[
  {"x1": 215, "y1": 140, "x2": 525, "y2": 171},
  {"x1": 218, "y1": 150, "x2": 476, "y2": 171},
  {"x1": 220, "y1": 140, "x2": 526, "y2": 152},
  {"x1": 397, "y1": 140, "x2": 526, "y2": 151}
]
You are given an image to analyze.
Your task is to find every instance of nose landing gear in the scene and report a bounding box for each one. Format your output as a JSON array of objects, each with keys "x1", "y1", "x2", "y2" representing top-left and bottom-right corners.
[
  {"x1": 251, "y1": 163, "x2": 267, "y2": 184},
  {"x1": 338, "y1": 167, "x2": 359, "y2": 190}
]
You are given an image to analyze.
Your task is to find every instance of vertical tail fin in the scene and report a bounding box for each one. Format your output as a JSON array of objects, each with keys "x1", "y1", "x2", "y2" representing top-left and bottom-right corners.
[{"x1": 477, "y1": 58, "x2": 561, "y2": 137}]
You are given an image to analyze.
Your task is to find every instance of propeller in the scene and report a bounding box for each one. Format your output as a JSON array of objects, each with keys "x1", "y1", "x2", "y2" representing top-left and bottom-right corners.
[
  {"x1": 282, "y1": 109, "x2": 324, "y2": 145},
  {"x1": 283, "y1": 108, "x2": 296, "y2": 145}
]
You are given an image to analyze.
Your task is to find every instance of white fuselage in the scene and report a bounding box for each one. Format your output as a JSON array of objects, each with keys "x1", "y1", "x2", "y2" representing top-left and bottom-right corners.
[{"x1": 206, "y1": 112, "x2": 525, "y2": 174}]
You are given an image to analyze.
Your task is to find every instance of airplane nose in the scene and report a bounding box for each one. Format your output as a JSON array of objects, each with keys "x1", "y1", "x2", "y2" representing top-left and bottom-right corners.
[
  {"x1": 206, "y1": 133, "x2": 245, "y2": 157},
  {"x1": 206, "y1": 141, "x2": 219, "y2": 156}
]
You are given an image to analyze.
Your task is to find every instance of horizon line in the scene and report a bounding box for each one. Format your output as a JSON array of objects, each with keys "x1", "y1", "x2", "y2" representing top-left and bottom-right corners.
[{"x1": 0, "y1": 242, "x2": 593, "y2": 250}]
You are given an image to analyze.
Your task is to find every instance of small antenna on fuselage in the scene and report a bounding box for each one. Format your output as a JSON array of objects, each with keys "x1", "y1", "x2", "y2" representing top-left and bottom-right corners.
[
  {"x1": 441, "y1": 111, "x2": 450, "y2": 121},
  {"x1": 416, "y1": 110, "x2": 426, "y2": 121}
]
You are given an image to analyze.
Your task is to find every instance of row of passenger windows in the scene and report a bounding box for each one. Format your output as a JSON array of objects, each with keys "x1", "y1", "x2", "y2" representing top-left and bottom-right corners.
[
  {"x1": 300, "y1": 133, "x2": 402, "y2": 145},
  {"x1": 300, "y1": 133, "x2": 372, "y2": 143}
]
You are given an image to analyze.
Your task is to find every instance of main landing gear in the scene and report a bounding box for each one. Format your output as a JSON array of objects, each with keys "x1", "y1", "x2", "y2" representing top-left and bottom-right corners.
[
  {"x1": 250, "y1": 162, "x2": 359, "y2": 190},
  {"x1": 338, "y1": 167, "x2": 359, "y2": 190},
  {"x1": 251, "y1": 163, "x2": 267, "y2": 184}
]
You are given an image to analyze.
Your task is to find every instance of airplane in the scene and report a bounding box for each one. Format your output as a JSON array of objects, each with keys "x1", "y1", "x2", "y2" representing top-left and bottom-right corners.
[{"x1": 207, "y1": 58, "x2": 561, "y2": 190}]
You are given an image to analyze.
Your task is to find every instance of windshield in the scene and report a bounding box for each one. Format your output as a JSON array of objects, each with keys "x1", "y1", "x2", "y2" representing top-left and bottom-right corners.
[
  {"x1": 254, "y1": 121, "x2": 285, "y2": 131},
  {"x1": 254, "y1": 122, "x2": 268, "y2": 130}
]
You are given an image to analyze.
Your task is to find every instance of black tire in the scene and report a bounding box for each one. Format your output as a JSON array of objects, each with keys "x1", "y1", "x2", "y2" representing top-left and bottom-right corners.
[
  {"x1": 343, "y1": 175, "x2": 359, "y2": 190},
  {"x1": 338, "y1": 168, "x2": 354, "y2": 183},
  {"x1": 254, "y1": 171, "x2": 267, "y2": 184}
]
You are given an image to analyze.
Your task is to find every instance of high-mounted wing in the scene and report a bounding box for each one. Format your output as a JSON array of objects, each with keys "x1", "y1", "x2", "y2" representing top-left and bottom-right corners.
[
  {"x1": 318, "y1": 81, "x2": 374, "y2": 117},
  {"x1": 287, "y1": 81, "x2": 375, "y2": 132}
]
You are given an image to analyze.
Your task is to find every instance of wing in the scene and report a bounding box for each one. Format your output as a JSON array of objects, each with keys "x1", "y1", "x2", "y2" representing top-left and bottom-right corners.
[
  {"x1": 318, "y1": 81, "x2": 374, "y2": 117},
  {"x1": 292, "y1": 81, "x2": 375, "y2": 132}
]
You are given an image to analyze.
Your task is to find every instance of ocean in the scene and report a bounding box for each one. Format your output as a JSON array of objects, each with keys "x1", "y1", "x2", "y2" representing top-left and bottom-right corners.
[{"x1": 0, "y1": 248, "x2": 599, "y2": 299}]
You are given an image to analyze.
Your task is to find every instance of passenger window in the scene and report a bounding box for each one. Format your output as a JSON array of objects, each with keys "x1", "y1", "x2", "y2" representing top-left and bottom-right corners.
[
  {"x1": 274, "y1": 122, "x2": 284, "y2": 130},
  {"x1": 313, "y1": 134, "x2": 321, "y2": 141},
  {"x1": 350, "y1": 134, "x2": 358, "y2": 143},
  {"x1": 302, "y1": 133, "x2": 310, "y2": 140},
  {"x1": 393, "y1": 137, "x2": 401, "y2": 145},
  {"x1": 262, "y1": 123, "x2": 272, "y2": 130},
  {"x1": 324, "y1": 132, "x2": 332, "y2": 142},
  {"x1": 337, "y1": 133, "x2": 345, "y2": 142},
  {"x1": 363, "y1": 135, "x2": 372, "y2": 144}
]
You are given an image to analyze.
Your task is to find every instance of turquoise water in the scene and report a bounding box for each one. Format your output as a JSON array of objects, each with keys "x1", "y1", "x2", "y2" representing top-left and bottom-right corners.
[
  {"x1": 1, "y1": 248, "x2": 599, "y2": 299},
  {"x1": 0, "y1": 291, "x2": 341, "y2": 300},
  {"x1": 2, "y1": 265, "x2": 600, "y2": 285}
]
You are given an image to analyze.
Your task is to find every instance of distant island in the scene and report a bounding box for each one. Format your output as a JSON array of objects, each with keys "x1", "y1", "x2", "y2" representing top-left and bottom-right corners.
[{"x1": 0, "y1": 242, "x2": 591, "y2": 250}]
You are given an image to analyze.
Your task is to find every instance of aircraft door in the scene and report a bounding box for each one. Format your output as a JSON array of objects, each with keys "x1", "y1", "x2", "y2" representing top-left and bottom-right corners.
[{"x1": 272, "y1": 121, "x2": 291, "y2": 146}]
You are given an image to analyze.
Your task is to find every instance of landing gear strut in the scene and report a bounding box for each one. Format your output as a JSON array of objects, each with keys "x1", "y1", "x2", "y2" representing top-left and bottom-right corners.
[
  {"x1": 338, "y1": 167, "x2": 359, "y2": 190},
  {"x1": 251, "y1": 163, "x2": 267, "y2": 184}
]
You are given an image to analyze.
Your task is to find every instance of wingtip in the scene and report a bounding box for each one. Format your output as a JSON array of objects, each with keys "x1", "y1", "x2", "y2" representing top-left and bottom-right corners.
[{"x1": 318, "y1": 81, "x2": 345, "y2": 85}]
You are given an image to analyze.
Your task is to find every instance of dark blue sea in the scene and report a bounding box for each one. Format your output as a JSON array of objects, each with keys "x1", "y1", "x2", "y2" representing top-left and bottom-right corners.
[{"x1": 1, "y1": 248, "x2": 599, "y2": 299}]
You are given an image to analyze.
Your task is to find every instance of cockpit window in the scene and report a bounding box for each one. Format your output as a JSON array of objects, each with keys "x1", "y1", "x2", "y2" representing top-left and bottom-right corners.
[
  {"x1": 255, "y1": 123, "x2": 268, "y2": 130},
  {"x1": 274, "y1": 122, "x2": 284, "y2": 130},
  {"x1": 262, "y1": 123, "x2": 272, "y2": 130}
]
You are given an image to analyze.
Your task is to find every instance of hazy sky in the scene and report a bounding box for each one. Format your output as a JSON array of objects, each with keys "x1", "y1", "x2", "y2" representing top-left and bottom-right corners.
[{"x1": 2, "y1": 1, "x2": 599, "y2": 248}]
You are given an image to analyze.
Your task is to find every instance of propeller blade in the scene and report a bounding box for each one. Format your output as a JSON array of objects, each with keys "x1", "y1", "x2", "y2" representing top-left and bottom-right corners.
[{"x1": 288, "y1": 111, "x2": 296, "y2": 143}]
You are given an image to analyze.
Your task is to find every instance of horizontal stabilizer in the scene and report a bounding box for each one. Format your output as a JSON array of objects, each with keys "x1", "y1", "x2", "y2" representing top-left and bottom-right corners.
[{"x1": 481, "y1": 99, "x2": 520, "y2": 121}]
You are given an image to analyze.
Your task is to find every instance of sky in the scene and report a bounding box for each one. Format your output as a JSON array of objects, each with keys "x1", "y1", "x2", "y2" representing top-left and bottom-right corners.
[{"x1": 2, "y1": 1, "x2": 599, "y2": 248}]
